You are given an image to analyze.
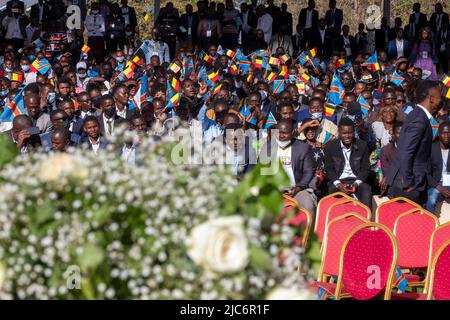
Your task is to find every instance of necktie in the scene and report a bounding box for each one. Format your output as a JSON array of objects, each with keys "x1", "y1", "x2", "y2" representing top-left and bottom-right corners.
[{"x1": 107, "y1": 120, "x2": 113, "y2": 135}]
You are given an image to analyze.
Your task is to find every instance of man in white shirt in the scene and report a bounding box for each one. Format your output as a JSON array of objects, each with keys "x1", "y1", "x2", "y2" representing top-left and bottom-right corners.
[
  {"x1": 259, "y1": 119, "x2": 317, "y2": 215},
  {"x1": 256, "y1": 5, "x2": 273, "y2": 45},
  {"x1": 387, "y1": 28, "x2": 410, "y2": 60},
  {"x1": 426, "y1": 122, "x2": 450, "y2": 215},
  {"x1": 142, "y1": 28, "x2": 171, "y2": 65},
  {"x1": 81, "y1": 116, "x2": 107, "y2": 154},
  {"x1": 298, "y1": 0, "x2": 318, "y2": 50},
  {"x1": 85, "y1": 3, "x2": 106, "y2": 62},
  {"x1": 324, "y1": 117, "x2": 372, "y2": 209},
  {"x1": 2, "y1": 4, "x2": 27, "y2": 51}
]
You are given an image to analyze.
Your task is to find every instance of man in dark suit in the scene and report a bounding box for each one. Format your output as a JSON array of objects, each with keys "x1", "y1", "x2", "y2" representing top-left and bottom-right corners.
[
  {"x1": 79, "y1": 116, "x2": 109, "y2": 153},
  {"x1": 375, "y1": 17, "x2": 390, "y2": 51},
  {"x1": 436, "y1": 18, "x2": 450, "y2": 74},
  {"x1": 325, "y1": 0, "x2": 343, "y2": 35},
  {"x1": 430, "y1": 3, "x2": 449, "y2": 36},
  {"x1": 112, "y1": 84, "x2": 140, "y2": 120},
  {"x1": 30, "y1": 0, "x2": 52, "y2": 24},
  {"x1": 405, "y1": 15, "x2": 419, "y2": 42},
  {"x1": 224, "y1": 123, "x2": 256, "y2": 179},
  {"x1": 339, "y1": 25, "x2": 357, "y2": 61},
  {"x1": 388, "y1": 17, "x2": 403, "y2": 41},
  {"x1": 355, "y1": 23, "x2": 367, "y2": 54},
  {"x1": 410, "y1": 3, "x2": 427, "y2": 31},
  {"x1": 380, "y1": 121, "x2": 403, "y2": 194},
  {"x1": 387, "y1": 80, "x2": 443, "y2": 204},
  {"x1": 298, "y1": 0, "x2": 318, "y2": 51},
  {"x1": 179, "y1": 3, "x2": 199, "y2": 47},
  {"x1": 312, "y1": 18, "x2": 333, "y2": 60},
  {"x1": 278, "y1": 3, "x2": 293, "y2": 37},
  {"x1": 426, "y1": 121, "x2": 450, "y2": 215},
  {"x1": 324, "y1": 117, "x2": 372, "y2": 209},
  {"x1": 97, "y1": 94, "x2": 126, "y2": 137},
  {"x1": 387, "y1": 28, "x2": 410, "y2": 61},
  {"x1": 121, "y1": 0, "x2": 138, "y2": 31},
  {"x1": 259, "y1": 119, "x2": 316, "y2": 215}
]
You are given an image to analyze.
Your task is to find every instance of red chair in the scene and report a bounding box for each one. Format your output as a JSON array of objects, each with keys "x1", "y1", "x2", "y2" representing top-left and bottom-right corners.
[
  {"x1": 317, "y1": 223, "x2": 398, "y2": 300},
  {"x1": 280, "y1": 195, "x2": 313, "y2": 248},
  {"x1": 375, "y1": 197, "x2": 420, "y2": 231},
  {"x1": 316, "y1": 213, "x2": 369, "y2": 284},
  {"x1": 427, "y1": 239, "x2": 450, "y2": 300},
  {"x1": 319, "y1": 199, "x2": 371, "y2": 244},
  {"x1": 393, "y1": 208, "x2": 439, "y2": 288},
  {"x1": 314, "y1": 192, "x2": 352, "y2": 242},
  {"x1": 391, "y1": 222, "x2": 450, "y2": 300}
]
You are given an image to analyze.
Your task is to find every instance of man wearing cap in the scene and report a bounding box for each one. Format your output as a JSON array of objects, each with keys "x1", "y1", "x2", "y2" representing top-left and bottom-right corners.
[{"x1": 76, "y1": 61, "x2": 91, "y2": 90}]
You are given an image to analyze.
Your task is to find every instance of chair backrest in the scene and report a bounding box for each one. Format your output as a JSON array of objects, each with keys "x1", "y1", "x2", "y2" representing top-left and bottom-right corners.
[
  {"x1": 318, "y1": 199, "x2": 371, "y2": 242},
  {"x1": 280, "y1": 205, "x2": 313, "y2": 248},
  {"x1": 375, "y1": 197, "x2": 420, "y2": 231},
  {"x1": 318, "y1": 213, "x2": 369, "y2": 281},
  {"x1": 394, "y1": 208, "x2": 439, "y2": 268},
  {"x1": 427, "y1": 239, "x2": 450, "y2": 300},
  {"x1": 280, "y1": 195, "x2": 312, "y2": 248},
  {"x1": 336, "y1": 223, "x2": 398, "y2": 300},
  {"x1": 315, "y1": 192, "x2": 351, "y2": 238},
  {"x1": 424, "y1": 222, "x2": 450, "y2": 292}
]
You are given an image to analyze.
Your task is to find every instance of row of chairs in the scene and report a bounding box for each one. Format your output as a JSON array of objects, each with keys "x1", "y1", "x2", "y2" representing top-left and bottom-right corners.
[{"x1": 281, "y1": 193, "x2": 450, "y2": 300}]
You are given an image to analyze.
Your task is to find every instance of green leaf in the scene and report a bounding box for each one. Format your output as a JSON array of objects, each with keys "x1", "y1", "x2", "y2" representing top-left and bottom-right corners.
[
  {"x1": 249, "y1": 245, "x2": 273, "y2": 272},
  {"x1": 78, "y1": 243, "x2": 105, "y2": 271},
  {"x1": 92, "y1": 204, "x2": 112, "y2": 225},
  {"x1": 305, "y1": 234, "x2": 322, "y2": 276},
  {"x1": 0, "y1": 134, "x2": 18, "y2": 169}
]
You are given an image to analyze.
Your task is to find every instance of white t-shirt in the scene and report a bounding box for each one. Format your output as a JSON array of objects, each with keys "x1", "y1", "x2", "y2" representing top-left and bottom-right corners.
[
  {"x1": 441, "y1": 148, "x2": 449, "y2": 182},
  {"x1": 396, "y1": 39, "x2": 404, "y2": 58},
  {"x1": 278, "y1": 145, "x2": 296, "y2": 187}
]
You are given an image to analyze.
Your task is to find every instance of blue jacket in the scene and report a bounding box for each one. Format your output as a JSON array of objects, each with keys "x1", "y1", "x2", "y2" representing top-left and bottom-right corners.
[{"x1": 387, "y1": 39, "x2": 410, "y2": 61}]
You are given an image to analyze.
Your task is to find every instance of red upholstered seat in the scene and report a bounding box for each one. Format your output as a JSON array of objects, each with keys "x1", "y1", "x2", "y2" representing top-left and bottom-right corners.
[
  {"x1": 315, "y1": 193, "x2": 351, "y2": 242},
  {"x1": 390, "y1": 292, "x2": 427, "y2": 300},
  {"x1": 318, "y1": 214, "x2": 369, "y2": 281},
  {"x1": 394, "y1": 209, "x2": 439, "y2": 269},
  {"x1": 429, "y1": 241, "x2": 450, "y2": 300},
  {"x1": 376, "y1": 197, "x2": 420, "y2": 231},
  {"x1": 340, "y1": 225, "x2": 397, "y2": 300},
  {"x1": 430, "y1": 222, "x2": 450, "y2": 264}
]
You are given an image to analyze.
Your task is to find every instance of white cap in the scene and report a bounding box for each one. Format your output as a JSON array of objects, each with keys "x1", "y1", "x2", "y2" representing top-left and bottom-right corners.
[{"x1": 76, "y1": 61, "x2": 87, "y2": 70}]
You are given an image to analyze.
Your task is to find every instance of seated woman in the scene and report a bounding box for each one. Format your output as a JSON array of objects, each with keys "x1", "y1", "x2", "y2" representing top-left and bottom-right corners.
[
  {"x1": 371, "y1": 105, "x2": 397, "y2": 148},
  {"x1": 301, "y1": 119, "x2": 326, "y2": 194}
]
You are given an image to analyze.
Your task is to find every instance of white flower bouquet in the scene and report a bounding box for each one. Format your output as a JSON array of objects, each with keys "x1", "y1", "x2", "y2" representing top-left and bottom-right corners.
[{"x1": 0, "y1": 128, "x2": 314, "y2": 299}]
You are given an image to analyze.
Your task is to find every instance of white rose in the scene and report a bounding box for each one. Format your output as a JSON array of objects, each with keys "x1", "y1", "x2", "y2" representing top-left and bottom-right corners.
[
  {"x1": 0, "y1": 262, "x2": 5, "y2": 291},
  {"x1": 266, "y1": 287, "x2": 315, "y2": 300},
  {"x1": 40, "y1": 153, "x2": 88, "y2": 184},
  {"x1": 187, "y1": 216, "x2": 249, "y2": 274}
]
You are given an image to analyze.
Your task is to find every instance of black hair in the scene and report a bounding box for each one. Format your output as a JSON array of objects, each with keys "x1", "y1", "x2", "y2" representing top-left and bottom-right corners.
[
  {"x1": 416, "y1": 80, "x2": 440, "y2": 103},
  {"x1": 83, "y1": 115, "x2": 100, "y2": 126},
  {"x1": 394, "y1": 121, "x2": 403, "y2": 130},
  {"x1": 338, "y1": 117, "x2": 355, "y2": 128},
  {"x1": 439, "y1": 121, "x2": 450, "y2": 131}
]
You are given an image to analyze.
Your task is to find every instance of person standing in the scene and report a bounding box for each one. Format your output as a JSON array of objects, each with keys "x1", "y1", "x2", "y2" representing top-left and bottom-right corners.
[
  {"x1": 220, "y1": 0, "x2": 240, "y2": 50},
  {"x1": 298, "y1": 0, "x2": 318, "y2": 50},
  {"x1": 436, "y1": 19, "x2": 450, "y2": 74},
  {"x1": 120, "y1": 0, "x2": 138, "y2": 34},
  {"x1": 105, "y1": 4, "x2": 126, "y2": 53},
  {"x1": 256, "y1": 5, "x2": 273, "y2": 46},
  {"x1": 325, "y1": 0, "x2": 343, "y2": 35},
  {"x1": 387, "y1": 80, "x2": 442, "y2": 204},
  {"x1": 85, "y1": 2, "x2": 106, "y2": 63},
  {"x1": 179, "y1": 4, "x2": 199, "y2": 48},
  {"x1": 1, "y1": 2, "x2": 28, "y2": 51},
  {"x1": 197, "y1": 7, "x2": 222, "y2": 52},
  {"x1": 409, "y1": 2, "x2": 427, "y2": 32},
  {"x1": 155, "y1": 2, "x2": 179, "y2": 60}
]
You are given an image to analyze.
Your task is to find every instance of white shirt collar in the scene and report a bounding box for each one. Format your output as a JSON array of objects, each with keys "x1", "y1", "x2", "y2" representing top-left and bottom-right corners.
[
  {"x1": 340, "y1": 141, "x2": 352, "y2": 151},
  {"x1": 89, "y1": 137, "x2": 100, "y2": 145},
  {"x1": 417, "y1": 104, "x2": 433, "y2": 120}
]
